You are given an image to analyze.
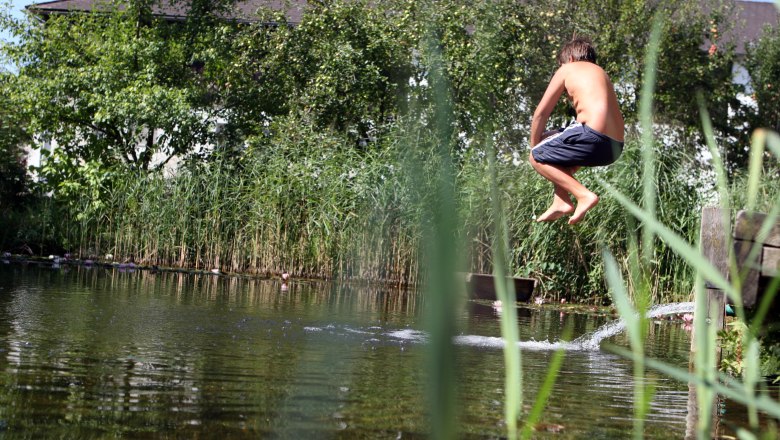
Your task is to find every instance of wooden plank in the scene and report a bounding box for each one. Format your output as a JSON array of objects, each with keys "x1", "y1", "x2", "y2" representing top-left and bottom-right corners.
[
  {"x1": 763, "y1": 246, "x2": 780, "y2": 277},
  {"x1": 734, "y1": 210, "x2": 780, "y2": 247},
  {"x1": 733, "y1": 239, "x2": 761, "y2": 308},
  {"x1": 466, "y1": 273, "x2": 535, "y2": 302}
]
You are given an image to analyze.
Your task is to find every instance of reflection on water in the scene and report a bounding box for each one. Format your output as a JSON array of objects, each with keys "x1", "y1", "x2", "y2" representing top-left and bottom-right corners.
[{"x1": 0, "y1": 264, "x2": 724, "y2": 438}]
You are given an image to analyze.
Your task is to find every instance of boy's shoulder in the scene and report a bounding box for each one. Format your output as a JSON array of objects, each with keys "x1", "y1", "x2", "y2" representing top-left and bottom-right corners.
[
  {"x1": 554, "y1": 62, "x2": 608, "y2": 86},
  {"x1": 559, "y1": 61, "x2": 604, "y2": 75}
]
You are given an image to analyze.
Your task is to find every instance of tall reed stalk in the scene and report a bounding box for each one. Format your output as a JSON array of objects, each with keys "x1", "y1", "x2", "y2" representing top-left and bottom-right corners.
[{"x1": 486, "y1": 130, "x2": 522, "y2": 439}]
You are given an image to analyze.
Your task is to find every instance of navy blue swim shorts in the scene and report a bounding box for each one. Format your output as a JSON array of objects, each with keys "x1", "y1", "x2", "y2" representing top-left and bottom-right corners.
[{"x1": 531, "y1": 122, "x2": 623, "y2": 167}]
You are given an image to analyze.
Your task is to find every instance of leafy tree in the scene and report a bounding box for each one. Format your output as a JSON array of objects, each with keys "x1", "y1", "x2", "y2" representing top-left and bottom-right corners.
[
  {"x1": 417, "y1": 0, "x2": 556, "y2": 148},
  {"x1": 0, "y1": 72, "x2": 38, "y2": 253},
  {"x1": 745, "y1": 24, "x2": 780, "y2": 134},
  {"x1": 0, "y1": 1, "x2": 239, "y2": 178},
  {"x1": 234, "y1": 0, "x2": 566, "y2": 151},
  {"x1": 0, "y1": 73, "x2": 31, "y2": 211},
  {"x1": 228, "y1": 0, "x2": 417, "y2": 145},
  {"x1": 740, "y1": 24, "x2": 780, "y2": 176},
  {"x1": 403, "y1": 0, "x2": 741, "y2": 159},
  {"x1": 522, "y1": 0, "x2": 740, "y2": 128},
  {"x1": 3, "y1": 0, "x2": 742, "y2": 168}
]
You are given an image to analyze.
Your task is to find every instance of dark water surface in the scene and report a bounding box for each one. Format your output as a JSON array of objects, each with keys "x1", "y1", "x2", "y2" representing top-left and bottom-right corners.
[{"x1": 0, "y1": 263, "x2": 698, "y2": 438}]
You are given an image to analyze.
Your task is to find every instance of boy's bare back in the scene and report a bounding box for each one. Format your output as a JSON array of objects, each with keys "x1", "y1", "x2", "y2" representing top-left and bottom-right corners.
[
  {"x1": 528, "y1": 37, "x2": 625, "y2": 224},
  {"x1": 530, "y1": 61, "x2": 624, "y2": 146}
]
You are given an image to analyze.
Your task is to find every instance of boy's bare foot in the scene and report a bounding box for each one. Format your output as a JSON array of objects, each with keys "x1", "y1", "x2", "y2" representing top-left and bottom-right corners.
[
  {"x1": 536, "y1": 201, "x2": 575, "y2": 222},
  {"x1": 568, "y1": 193, "x2": 599, "y2": 225}
]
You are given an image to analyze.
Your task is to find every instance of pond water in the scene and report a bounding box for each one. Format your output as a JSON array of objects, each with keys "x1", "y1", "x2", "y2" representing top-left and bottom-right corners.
[{"x1": 0, "y1": 263, "x2": 717, "y2": 438}]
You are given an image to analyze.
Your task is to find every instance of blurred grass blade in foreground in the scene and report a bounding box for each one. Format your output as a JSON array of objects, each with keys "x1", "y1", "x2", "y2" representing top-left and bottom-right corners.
[
  {"x1": 487, "y1": 129, "x2": 522, "y2": 440},
  {"x1": 419, "y1": 29, "x2": 461, "y2": 440}
]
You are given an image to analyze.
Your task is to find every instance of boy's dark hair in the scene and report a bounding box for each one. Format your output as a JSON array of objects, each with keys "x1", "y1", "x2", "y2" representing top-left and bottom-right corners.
[{"x1": 558, "y1": 37, "x2": 597, "y2": 65}]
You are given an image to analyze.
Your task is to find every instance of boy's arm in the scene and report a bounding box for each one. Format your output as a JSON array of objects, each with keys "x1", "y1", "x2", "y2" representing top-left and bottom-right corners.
[{"x1": 530, "y1": 66, "x2": 567, "y2": 147}]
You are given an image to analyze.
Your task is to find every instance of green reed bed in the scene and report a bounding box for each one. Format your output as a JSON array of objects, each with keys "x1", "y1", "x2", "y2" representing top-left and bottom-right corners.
[
  {"x1": 18, "y1": 55, "x2": 711, "y2": 301},
  {"x1": 56, "y1": 120, "x2": 423, "y2": 284},
  {"x1": 35, "y1": 114, "x2": 708, "y2": 302}
]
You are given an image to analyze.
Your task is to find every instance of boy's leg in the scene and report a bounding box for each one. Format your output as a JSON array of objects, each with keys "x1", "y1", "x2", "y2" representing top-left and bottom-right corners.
[
  {"x1": 537, "y1": 166, "x2": 581, "y2": 222},
  {"x1": 529, "y1": 154, "x2": 598, "y2": 224},
  {"x1": 537, "y1": 185, "x2": 575, "y2": 222}
]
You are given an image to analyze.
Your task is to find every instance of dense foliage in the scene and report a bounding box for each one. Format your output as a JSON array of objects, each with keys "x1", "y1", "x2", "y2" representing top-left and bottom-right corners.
[
  {"x1": 0, "y1": 72, "x2": 36, "y2": 252},
  {"x1": 745, "y1": 24, "x2": 780, "y2": 135},
  {"x1": 0, "y1": 78, "x2": 29, "y2": 208},
  {"x1": 1, "y1": 0, "x2": 779, "y2": 302}
]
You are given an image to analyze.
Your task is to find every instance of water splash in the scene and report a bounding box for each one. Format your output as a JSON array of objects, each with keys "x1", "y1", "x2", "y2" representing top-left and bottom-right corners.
[
  {"x1": 646, "y1": 302, "x2": 696, "y2": 318},
  {"x1": 308, "y1": 302, "x2": 696, "y2": 351},
  {"x1": 454, "y1": 335, "x2": 575, "y2": 351},
  {"x1": 396, "y1": 302, "x2": 695, "y2": 351},
  {"x1": 387, "y1": 329, "x2": 428, "y2": 342},
  {"x1": 559, "y1": 302, "x2": 695, "y2": 351}
]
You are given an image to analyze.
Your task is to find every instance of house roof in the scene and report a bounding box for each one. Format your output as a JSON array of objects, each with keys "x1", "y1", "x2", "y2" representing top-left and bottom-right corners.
[
  {"x1": 26, "y1": 0, "x2": 307, "y2": 24},
  {"x1": 732, "y1": 0, "x2": 779, "y2": 55}
]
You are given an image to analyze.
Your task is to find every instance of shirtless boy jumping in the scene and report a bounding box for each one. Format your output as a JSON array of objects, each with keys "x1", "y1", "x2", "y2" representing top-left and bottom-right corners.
[{"x1": 529, "y1": 37, "x2": 624, "y2": 225}]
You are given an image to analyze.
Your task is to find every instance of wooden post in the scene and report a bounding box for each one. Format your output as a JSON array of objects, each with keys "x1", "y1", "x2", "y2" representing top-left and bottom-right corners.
[
  {"x1": 686, "y1": 207, "x2": 728, "y2": 439},
  {"x1": 693, "y1": 207, "x2": 728, "y2": 355},
  {"x1": 685, "y1": 383, "x2": 722, "y2": 440}
]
